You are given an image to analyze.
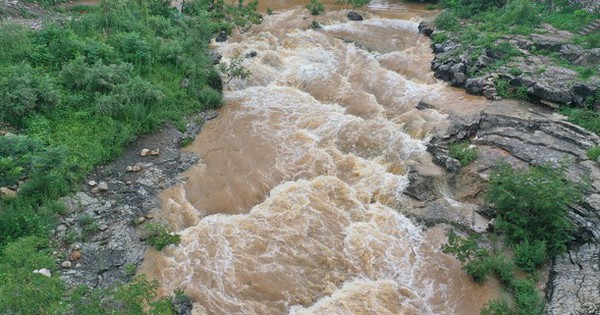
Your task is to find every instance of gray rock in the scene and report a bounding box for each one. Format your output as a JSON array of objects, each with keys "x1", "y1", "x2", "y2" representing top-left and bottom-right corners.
[
  {"x1": 172, "y1": 294, "x2": 194, "y2": 315},
  {"x1": 546, "y1": 243, "x2": 600, "y2": 315},
  {"x1": 416, "y1": 101, "x2": 434, "y2": 110},
  {"x1": 465, "y1": 77, "x2": 486, "y2": 95},
  {"x1": 346, "y1": 11, "x2": 363, "y2": 21},
  {"x1": 215, "y1": 31, "x2": 227, "y2": 42},
  {"x1": 404, "y1": 166, "x2": 441, "y2": 202},
  {"x1": 418, "y1": 21, "x2": 434, "y2": 37},
  {"x1": 209, "y1": 51, "x2": 222, "y2": 65}
]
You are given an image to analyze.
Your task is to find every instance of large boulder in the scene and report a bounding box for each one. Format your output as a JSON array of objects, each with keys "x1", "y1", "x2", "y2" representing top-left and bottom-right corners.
[{"x1": 418, "y1": 21, "x2": 434, "y2": 37}]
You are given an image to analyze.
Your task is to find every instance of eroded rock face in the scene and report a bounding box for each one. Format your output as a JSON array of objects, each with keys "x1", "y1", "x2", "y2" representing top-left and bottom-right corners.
[{"x1": 546, "y1": 243, "x2": 600, "y2": 315}]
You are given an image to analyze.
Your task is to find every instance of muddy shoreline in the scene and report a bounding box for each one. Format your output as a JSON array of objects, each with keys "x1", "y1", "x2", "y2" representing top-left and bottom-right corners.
[{"x1": 54, "y1": 110, "x2": 217, "y2": 289}]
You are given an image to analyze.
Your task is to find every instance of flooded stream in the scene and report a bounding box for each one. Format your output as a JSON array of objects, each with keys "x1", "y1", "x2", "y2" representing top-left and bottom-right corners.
[{"x1": 139, "y1": 2, "x2": 500, "y2": 314}]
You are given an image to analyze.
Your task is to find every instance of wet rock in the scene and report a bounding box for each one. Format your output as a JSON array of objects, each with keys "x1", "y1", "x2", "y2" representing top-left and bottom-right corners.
[
  {"x1": 140, "y1": 149, "x2": 150, "y2": 157},
  {"x1": 404, "y1": 166, "x2": 443, "y2": 202},
  {"x1": 209, "y1": 51, "x2": 222, "y2": 65},
  {"x1": 70, "y1": 250, "x2": 81, "y2": 261},
  {"x1": 215, "y1": 31, "x2": 227, "y2": 42},
  {"x1": 245, "y1": 51, "x2": 258, "y2": 58},
  {"x1": 465, "y1": 77, "x2": 486, "y2": 95},
  {"x1": 346, "y1": 11, "x2": 363, "y2": 21},
  {"x1": 33, "y1": 269, "x2": 51, "y2": 277},
  {"x1": 172, "y1": 293, "x2": 194, "y2": 315},
  {"x1": 418, "y1": 21, "x2": 434, "y2": 37},
  {"x1": 416, "y1": 101, "x2": 434, "y2": 110}
]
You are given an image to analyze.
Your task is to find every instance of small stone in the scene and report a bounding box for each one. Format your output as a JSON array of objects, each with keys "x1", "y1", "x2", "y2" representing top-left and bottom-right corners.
[
  {"x1": 215, "y1": 31, "x2": 228, "y2": 42},
  {"x1": 88, "y1": 180, "x2": 97, "y2": 187},
  {"x1": 91, "y1": 187, "x2": 101, "y2": 194},
  {"x1": 33, "y1": 269, "x2": 52, "y2": 277},
  {"x1": 347, "y1": 11, "x2": 363, "y2": 21},
  {"x1": 150, "y1": 149, "x2": 160, "y2": 156},
  {"x1": 61, "y1": 261, "x2": 72, "y2": 269},
  {"x1": 145, "y1": 213, "x2": 154, "y2": 219},
  {"x1": 98, "y1": 181, "x2": 109, "y2": 192},
  {"x1": 69, "y1": 250, "x2": 81, "y2": 261},
  {"x1": 132, "y1": 165, "x2": 142, "y2": 172},
  {"x1": 245, "y1": 51, "x2": 258, "y2": 58},
  {"x1": 98, "y1": 224, "x2": 108, "y2": 231},
  {"x1": 126, "y1": 181, "x2": 133, "y2": 185},
  {"x1": 125, "y1": 165, "x2": 133, "y2": 172},
  {"x1": 140, "y1": 149, "x2": 150, "y2": 157},
  {"x1": 136, "y1": 217, "x2": 146, "y2": 224},
  {"x1": 52, "y1": 251, "x2": 58, "y2": 255},
  {"x1": 0, "y1": 187, "x2": 17, "y2": 198}
]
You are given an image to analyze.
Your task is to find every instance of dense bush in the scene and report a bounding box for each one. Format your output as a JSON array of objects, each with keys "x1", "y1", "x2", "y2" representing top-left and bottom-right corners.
[
  {"x1": 306, "y1": 0, "x2": 325, "y2": 15},
  {"x1": 513, "y1": 240, "x2": 547, "y2": 273},
  {"x1": 487, "y1": 163, "x2": 582, "y2": 257},
  {"x1": 0, "y1": 64, "x2": 61, "y2": 127}
]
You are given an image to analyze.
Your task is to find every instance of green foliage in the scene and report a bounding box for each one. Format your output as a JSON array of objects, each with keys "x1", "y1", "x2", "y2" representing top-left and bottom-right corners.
[
  {"x1": 587, "y1": 146, "x2": 600, "y2": 161},
  {"x1": 435, "y1": 11, "x2": 459, "y2": 31},
  {"x1": 441, "y1": 0, "x2": 507, "y2": 17},
  {"x1": 512, "y1": 278, "x2": 543, "y2": 315},
  {"x1": 487, "y1": 163, "x2": 583, "y2": 257},
  {"x1": 219, "y1": 57, "x2": 251, "y2": 84},
  {"x1": 306, "y1": 0, "x2": 325, "y2": 15},
  {"x1": 561, "y1": 107, "x2": 600, "y2": 134},
  {"x1": 513, "y1": 240, "x2": 547, "y2": 273},
  {"x1": 481, "y1": 299, "x2": 512, "y2": 315},
  {"x1": 0, "y1": 237, "x2": 66, "y2": 314},
  {"x1": 144, "y1": 223, "x2": 181, "y2": 250},
  {"x1": 448, "y1": 141, "x2": 477, "y2": 166},
  {"x1": 179, "y1": 137, "x2": 195, "y2": 147},
  {"x1": 0, "y1": 64, "x2": 61, "y2": 127}
]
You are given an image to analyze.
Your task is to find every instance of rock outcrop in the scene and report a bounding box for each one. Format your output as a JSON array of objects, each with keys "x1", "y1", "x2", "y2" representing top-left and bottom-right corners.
[
  {"x1": 421, "y1": 24, "x2": 600, "y2": 108},
  {"x1": 423, "y1": 100, "x2": 600, "y2": 313}
]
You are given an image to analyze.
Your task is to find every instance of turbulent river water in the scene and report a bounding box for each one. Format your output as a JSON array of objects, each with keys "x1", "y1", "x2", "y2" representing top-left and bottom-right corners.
[{"x1": 139, "y1": 1, "x2": 502, "y2": 314}]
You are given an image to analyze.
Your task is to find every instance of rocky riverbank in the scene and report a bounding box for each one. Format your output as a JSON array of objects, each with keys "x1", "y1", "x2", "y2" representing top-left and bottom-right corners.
[
  {"x1": 416, "y1": 20, "x2": 600, "y2": 314},
  {"x1": 419, "y1": 21, "x2": 600, "y2": 108},
  {"x1": 52, "y1": 110, "x2": 216, "y2": 293}
]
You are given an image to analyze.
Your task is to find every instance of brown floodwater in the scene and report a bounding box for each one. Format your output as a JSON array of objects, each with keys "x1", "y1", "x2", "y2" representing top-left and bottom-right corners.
[{"x1": 140, "y1": 3, "x2": 498, "y2": 315}]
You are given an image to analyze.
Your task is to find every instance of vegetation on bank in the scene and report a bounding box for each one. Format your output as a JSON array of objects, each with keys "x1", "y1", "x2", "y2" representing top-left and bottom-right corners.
[
  {"x1": 0, "y1": 0, "x2": 258, "y2": 313},
  {"x1": 444, "y1": 162, "x2": 585, "y2": 315},
  {"x1": 430, "y1": 0, "x2": 599, "y2": 103}
]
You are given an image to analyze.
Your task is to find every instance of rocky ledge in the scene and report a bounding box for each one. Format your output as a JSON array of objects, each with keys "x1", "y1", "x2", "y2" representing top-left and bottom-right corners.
[
  {"x1": 51, "y1": 111, "x2": 217, "y2": 300},
  {"x1": 419, "y1": 21, "x2": 600, "y2": 108},
  {"x1": 404, "y1": 99, "x2": 600, "y2": 314}
]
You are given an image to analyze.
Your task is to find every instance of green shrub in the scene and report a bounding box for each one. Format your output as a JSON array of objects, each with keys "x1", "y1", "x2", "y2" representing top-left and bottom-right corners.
[
  {"x1": 587, "y1": 146, "x2": 600, "y2": 161},
  {"x1": 514, "y1": 240, "x2": 547, "y2": 273},
  {"x1": 435, "y1": 11, "x2": 459, "y2": 31},
  {"x1": 561, "y1": 107, "x2": 600, "y2": 134},
  {"x1": 481, "y1": 299, "x2": 512, "y2": 315},
  {"x1": 144, "y1": 223, "x2": 181, "y2": 250},
  {"x1": 448, "y1": 141, "x2": 477, "y2": 166},
  {"x1": 306, "y1": 0, "x2": 325, "y2": 15},
  {"x1": 0, "y1": 64, "x2": 61, "y2": 127},
  {"x1": 487, "y1": 163, "x2": 583, "y2": 257},
  {"x1": 512, "y1": 278, "x2": 543, "y2": 315}
]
